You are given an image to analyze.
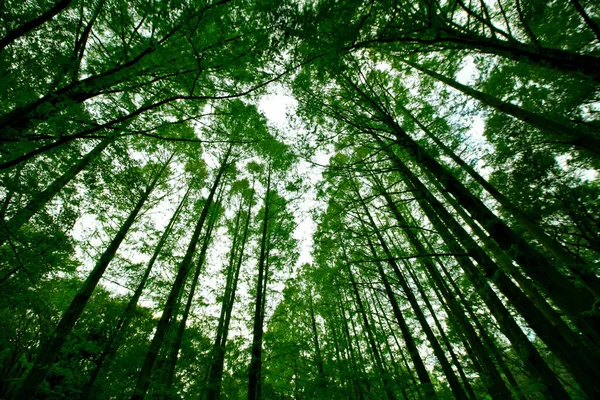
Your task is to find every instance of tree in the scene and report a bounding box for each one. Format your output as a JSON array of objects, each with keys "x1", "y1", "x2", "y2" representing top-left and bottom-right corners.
[
  {"x1": 246, "y1": 146, "x2": 298, "y2": 400},
  {"x1": 205, "y1": 178, "x2": 255, "y2": 400}
]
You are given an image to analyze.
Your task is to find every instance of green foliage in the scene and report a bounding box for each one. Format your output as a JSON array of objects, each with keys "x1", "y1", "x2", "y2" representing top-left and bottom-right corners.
[{"x1": 1, "y1": 0, "x2": 599, "y2": 399}]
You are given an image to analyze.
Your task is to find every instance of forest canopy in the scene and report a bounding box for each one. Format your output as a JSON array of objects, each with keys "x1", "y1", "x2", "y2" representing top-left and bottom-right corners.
[{"x1": 1, "y1": 0, "x2": 599, "y2": 399}]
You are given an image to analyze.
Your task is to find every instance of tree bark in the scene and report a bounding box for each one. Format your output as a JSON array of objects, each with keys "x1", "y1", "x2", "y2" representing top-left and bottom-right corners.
[
  {"x1": 344, "y1": 259, "x2": 399, "y2": 400},
  {"x1": 336, "y1": 286, "x2": 368, "y2": 400},
  {"x1": 377, "y1": 138, "x2": 589, "y2": 398},
  {"x1": 405, "y1": 108, "x2": 600, "y2": 297},
  {"x1": 356, "y1": 195, "x2": 465, "y2": 399},
  {"x1": 571, "y1": 0, "x2": 600, "y2": 42},
  {"x1": 345, "y1": 77, "x2": 598, "y2": 344},
  {"x1": 425, "y1": 164, "x2": 600, "y2": 361},
  {"x1": 358, "y1": 28, "x2": 600, "y2": 81},
  {"x1": 370, "y1": 288, "x2": 421, "y2": 400},
  {"x1": 307, "y1": 292, "x2": 327, "y2": 390},
  {"x1": 0, "y1": 27, "x2": 179, "y2": 141},
  {"x1": 160, "y1": 187, "x2": 222, "y2": 396},
  {"x1": 373, "y1": 175, "x2": 513, "y2": 399},
  {"x1": 397, "y1": 252, "x2": 478, "y2": 400},
  {"x1": 403, "y1": 208, "x2": 524, "y2": 395}
]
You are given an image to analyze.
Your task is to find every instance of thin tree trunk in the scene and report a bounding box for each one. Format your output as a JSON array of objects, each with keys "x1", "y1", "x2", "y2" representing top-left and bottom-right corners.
[
  {"x1": 160, "y1": 189, "x2": 222, "y2": 396},
  {"x1": 374, "y1": 176, "x2": 513, "y2": 399},
  {"x1": 345, "y1": 286, "x2": 376, "y2": 396},
  {"x1": 248, "y1": 165, "x2": 272, "y2": 400},
  {"x1": 403, "y1": 206, "x2": 525, "y2": 395},
  {"x1": 571, "y1": 0, "x2": 600, "y2": 42},
  {"x1": 370, "y1": 288, "x2": 419, "y2": 400},
  {"x1": 307, "y1": 292, "x2": 326, "y2": 389},
  {"x1": 344, "y1": 260, "x2": 399, "y2": 400},
  {"x1": 206, "y1": 186, "x2": 255, "y2": 400},
  {"x1": 431, "y1": 253, "x2": 524, "y2": 396},
  {"x1": 0, "y1": 26, "x2": 179, "y2": 140},
  {"x1": 205, "y1": 197, "x2": 244, "y2": 399},
  {"x1": 336, "y1": 286, "x2": 368, "y2": 400},
  {"x1": 396, "y1": 254, "x2": 478, "y2": 400},
  {"x1": 361, "y1": 29, "x2": 600, "y2": 81},
  {"x1": 329, "y1": 317, "x2": 351, "y2": 396},
  {"x1": 424, "y1": 164, "x2": 600, "y2": 361},
  {"x1": 12, "y1": 157, "x2": 168, "y2": 400},
  {"x1": 423, "y1": 258, "x2": 509, "y2": 397},
  {"x1": 356, "y1": 198, "x2": 464, "y2": 399},
  {"x1": 362, "y1": 280, "x2": 406, "y2": 399},
  {"x1": 325, "y1": 306, "x2": 356, "y2": 398},
  {"x1": 130, "y1": 147, "x2": 231, "y2": 400},
  {"x1": 0, "y1": 135, "x2": 115, "y2": 247},
  {"x1": 377, "y1": 139, "x2": 585, "y2": 398}
]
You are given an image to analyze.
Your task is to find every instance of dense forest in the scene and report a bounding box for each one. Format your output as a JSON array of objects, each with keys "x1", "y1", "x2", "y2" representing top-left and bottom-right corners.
[{"x1": 1, "y1": 0, "x2": 599, "y2": 399}]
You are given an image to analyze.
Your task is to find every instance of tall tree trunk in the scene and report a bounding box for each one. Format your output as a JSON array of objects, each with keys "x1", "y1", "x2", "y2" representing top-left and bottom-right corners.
[
  {"x1": 336, "y1": 286, "x2": 368, "y2": 400},
  {"x1": 130, "y1": 147, "x2": 231, "y2": 400},
  {"x1": 160, "y1": 188, "x2": 222, "y2": 395},
  {"x1": 324, "y1": 305, "x2": 357, "y2": 398},
  {"x1": 414, "y1": 225, "x2": 524, "y2": 396},
  {"x1": 205, "y1": 197, "x2": 244, "y2": 399},
  {"x1": 344, "y1": 260, "x2": 399, "y2": 400},
  {"x1": 377, "y1": 139, "x2": 587, "y2": 398},
  {"x1": 81, "y1": 183, "x2": 193, "y2": 399},
  {"x1": 424, "y1": 164, "x2": 600, "y2": 361},
  {"x1": 355, "y1": 194, "x2": 465, "y2": 399},
  {"x1": 370, "y1": 170, "x2": 523, "y2": 397},
  {"x1": 570, "y1": 0, "x2": 600, "y2": 41},
  {"x1": 164, "y1": 188, "x2": 223, "y2": 393},
  {"x1": 431, "y1": 252, "x2": 524, "y2": 396},
  {"x1": 402, "y1": 60, "x2": 600, "y2": 156},
  {"x1": 206, "y1": 186, "x2": 255, "y2": 400},
  {"x1": 0, "y1": 26, "x2": 179, "y2": 141},
  {"x1": 248, "y1": 165, "x2": 272, "y2": 400},
  {"x1": 370, "y1": 289, "x2": 420, "y2": 400},
  {"x1": 0, "y1": 134, "x2": 115, "y2": 248},
  {"x1": 12, "y1": 156, "x2": 168, "y2": 400},
  {"x1": 346, "y1": 79, "x2": 598, "y2": 343},
  {"x1": 404, "y1": 108, "x2": 600, "y2": 297},
  {"x1": 362, "y1": 280, "x2": 406, "y2": 399},
  {"x1": 395, "y1": 252, "x2": 478, "y2": 400},
  {"x1": 362, "y1": 28, "x2": 600, "y2": 81},
  {"x1": 307, "y1": 291, "x2": 326, "y2": 390}
]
